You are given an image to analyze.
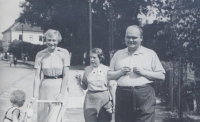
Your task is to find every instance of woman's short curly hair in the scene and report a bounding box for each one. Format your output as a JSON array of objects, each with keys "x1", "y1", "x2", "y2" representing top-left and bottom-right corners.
[
  {"x1": 10, "y1": 90, "x2": 26, "y2": 105},
  {"x1": 44, "y1": 29, "x2": 62, "y2": 42},
  {"x1": 90, "y1": 48, "x2": 105, "y2": 63}
]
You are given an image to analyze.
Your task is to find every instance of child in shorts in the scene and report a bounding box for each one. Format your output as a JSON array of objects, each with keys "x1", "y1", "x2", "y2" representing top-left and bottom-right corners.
[{"x1": 3, "y1": 90, "x2": 26, "y2": 122}]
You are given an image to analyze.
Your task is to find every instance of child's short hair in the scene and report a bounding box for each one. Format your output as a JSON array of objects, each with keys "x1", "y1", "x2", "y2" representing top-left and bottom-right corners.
[{"x1": 10, "y1": 90, "x2": 26, "y2": 105}]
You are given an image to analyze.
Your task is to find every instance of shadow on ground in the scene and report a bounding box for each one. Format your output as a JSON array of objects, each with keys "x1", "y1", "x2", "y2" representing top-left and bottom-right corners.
[{"x1": 5, "y1": 62, "x2": 34, "y2": 69}]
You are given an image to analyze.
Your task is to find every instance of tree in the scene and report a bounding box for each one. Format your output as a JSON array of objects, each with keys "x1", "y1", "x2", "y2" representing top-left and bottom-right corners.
[
  {"x1": 8, "y1": 40, "x2": 45, "y2": 60},
  {"x1": 19, "y1": 0, "x2": 195, "y2": 64},
  {"x1": 158, "y1": 0, "x2": 200, "y2": 64},
  {"x1": 8, "y1": 40, "x2": 21, "y2": 59},
  {"x1": 18, "y1": 0, "x2": 91, "y2": 64}
]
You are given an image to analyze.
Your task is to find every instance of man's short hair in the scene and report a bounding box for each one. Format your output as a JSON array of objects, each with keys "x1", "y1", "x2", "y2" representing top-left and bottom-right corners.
[
  {"x1": 126, "y1": 25, "x2": 143, "y2": 39},
  {"x1": 10, "y1": 90, "x2": 26, "y2": 105},
  {"x1": 90, "y1": 48, "x2": 105, "y2": 62}
]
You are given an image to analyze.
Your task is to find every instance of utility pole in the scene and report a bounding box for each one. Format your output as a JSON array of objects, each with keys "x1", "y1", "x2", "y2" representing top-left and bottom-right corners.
[
  {"x1": 21, "y1": 24, "x2": 24, "y2": 62},
  {"x1": 109, "y1": 1, "x2": 114, "y2": 52},
  {"x1": 178, "y1": 55, "x2": 183, "y2": 121},
  {"x1": 89, "y1": 0, "x2": 92, "y2": 51}
]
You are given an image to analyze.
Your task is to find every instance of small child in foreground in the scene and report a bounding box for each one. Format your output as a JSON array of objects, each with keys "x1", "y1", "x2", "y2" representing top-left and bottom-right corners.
[{"x1": 3, "y1": 90, "x2": 26, "y2": 122}]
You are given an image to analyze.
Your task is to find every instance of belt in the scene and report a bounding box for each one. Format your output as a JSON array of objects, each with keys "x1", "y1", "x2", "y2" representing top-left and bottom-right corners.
[
  {"x1": 88, "y1": 89, "x2": 108, "y2": 92},
  {"x1": 44, "y1": 75, "x2": 63, "y2": 79},
  {"x1": 117, "y1": 83, "x2": 152, "y2": 89}
]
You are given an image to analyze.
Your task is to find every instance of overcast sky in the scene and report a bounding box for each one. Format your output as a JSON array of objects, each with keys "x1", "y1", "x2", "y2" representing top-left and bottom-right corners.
[{"x1": 0, "y1": 0, "x2": 25, "y2": 39}]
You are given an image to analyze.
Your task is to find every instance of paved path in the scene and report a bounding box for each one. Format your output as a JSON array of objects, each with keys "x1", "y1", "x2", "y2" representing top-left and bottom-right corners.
[
  {"x1": 0, "y1": 60, "x2": 174, "y2": 122},
  {"x1": 0, "y1": 60, "x2": 33, "y2": 94}
]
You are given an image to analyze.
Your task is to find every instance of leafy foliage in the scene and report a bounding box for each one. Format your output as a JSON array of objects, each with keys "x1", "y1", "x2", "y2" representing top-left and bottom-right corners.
[
  {"x1": 18, "y1": 0, "x2": 154, "y2": 56},
  {"x1": 18, "y1": 0, "x2": 89, "y2": 52},
  {"x1": 8, "y1": 40, "x2": 45, "y2": 60},
  {"x1": 142, "y1": 0, "x2": 200, "y2": 116},
  {"x1": 17, "y1": 0, "x2": 200, "y2": 69},
  {"x1": 8, "y1": 40, "x2": 21, "y2": 59},
  {"x1": 159, "y1": 0, "x2": 200, "y2": 62}
]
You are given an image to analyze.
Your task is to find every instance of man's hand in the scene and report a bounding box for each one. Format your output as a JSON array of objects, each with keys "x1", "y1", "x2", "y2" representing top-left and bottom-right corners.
[
  {"x1": 120, "y1": 67, "x2": 131, "y2": 75},
  {"x1": 133, "y1": 67, "x2": 147, "y2": 76}
]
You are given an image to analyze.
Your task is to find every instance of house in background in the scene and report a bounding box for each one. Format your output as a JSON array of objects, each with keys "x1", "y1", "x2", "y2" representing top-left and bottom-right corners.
[
  {"x1": 1, "y1": 22, "x2": 44, "y2": 52},
  {"x1": 0, "y1": 40, "x2": 2, "y2": 52}
]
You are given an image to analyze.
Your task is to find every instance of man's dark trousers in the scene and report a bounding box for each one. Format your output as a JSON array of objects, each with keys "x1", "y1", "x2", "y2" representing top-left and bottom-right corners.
[{"x1": 115, "y1": 84, "x2": 156, "y2": 122}]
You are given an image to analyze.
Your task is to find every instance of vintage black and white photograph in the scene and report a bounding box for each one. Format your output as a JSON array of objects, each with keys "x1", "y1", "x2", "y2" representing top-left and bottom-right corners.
[{"x1": 0, "y1": 0, "x2": 200, "y2": 122}]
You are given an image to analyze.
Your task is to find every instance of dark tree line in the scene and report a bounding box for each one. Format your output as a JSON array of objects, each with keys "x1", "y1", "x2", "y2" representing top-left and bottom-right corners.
[
  {"x1": 17, "y1": 0, "x2": 160, "y2": 64},
  {"x1": 17, "y1": 0, "x2": 200, "y2": 64}
]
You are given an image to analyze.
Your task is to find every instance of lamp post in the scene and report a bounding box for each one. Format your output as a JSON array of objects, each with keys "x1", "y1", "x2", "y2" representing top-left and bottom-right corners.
[
  {"x1": 178, "y1": 53, "x2": 183, "y2": 121},
  {"x1": 21, "y1": 24, "x2": 24, "y2": 62},
  {"x1": 89, "y1": 0, "x2": 92, "y2": 51},
  {"x1": 108, "y1": 1, "x2": 114, "y2": 53}
]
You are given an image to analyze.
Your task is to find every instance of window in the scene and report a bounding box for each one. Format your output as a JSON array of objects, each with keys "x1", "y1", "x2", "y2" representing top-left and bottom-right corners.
[
  {"x1": 29, "y1": 35, "x2": 33, "y2": 41},
  {"x1": 43, "y1": 36, "x2": 46, "y2": 42},
  {"x1": 39, "y1": 35, "x2": 43, "y2": 41},
  {"x1": 19, "y1": 34, "x2": 22, "y2": 40}
]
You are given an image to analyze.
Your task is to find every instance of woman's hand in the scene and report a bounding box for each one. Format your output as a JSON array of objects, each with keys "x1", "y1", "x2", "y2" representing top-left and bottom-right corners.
[
  {"x1": 75, "y1": 74, "x2": 82, "y2": 85},
  {"x1": 76, "y1": 71, "x2": 88, "y2": 90},
  {"x1": 55, "y1": 94, "x2": 64, "y2": 105},
  {"x1": 30, "y1": 97, "x2": 37, "y2": 104}
]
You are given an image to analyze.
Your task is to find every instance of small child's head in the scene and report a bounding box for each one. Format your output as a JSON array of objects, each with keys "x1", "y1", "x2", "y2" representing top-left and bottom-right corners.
[{"x1": 10, "y1": 90, "x2": 26, "y2": 107}]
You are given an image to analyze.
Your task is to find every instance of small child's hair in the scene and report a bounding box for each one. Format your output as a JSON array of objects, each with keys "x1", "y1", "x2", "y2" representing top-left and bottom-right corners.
[{"x1": 10, "y1": 90, "x2": 26, "y2": 105}]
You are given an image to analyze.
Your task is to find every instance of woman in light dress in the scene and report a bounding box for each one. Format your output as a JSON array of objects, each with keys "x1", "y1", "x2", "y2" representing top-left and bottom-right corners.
[{"x1": 33, "y1": 29, "x2": 70, "y2": 122}]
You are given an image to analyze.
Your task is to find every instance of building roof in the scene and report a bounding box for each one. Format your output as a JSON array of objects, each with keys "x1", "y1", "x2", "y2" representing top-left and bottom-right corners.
[{"x1": 2, "y1": 22, "x2": 43, "y2": 34}]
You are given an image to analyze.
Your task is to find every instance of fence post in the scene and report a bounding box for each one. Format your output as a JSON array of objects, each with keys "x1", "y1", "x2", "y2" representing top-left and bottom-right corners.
[
  {"x1": 170, "y1": 65, "x2": 174, "y2": 111},
  {"x1": 178, "y1": 56, "x2": 183, "y2": 121}
]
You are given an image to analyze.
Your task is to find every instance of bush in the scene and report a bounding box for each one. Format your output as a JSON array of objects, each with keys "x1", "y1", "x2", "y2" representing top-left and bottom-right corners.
[{"x1": 8, "y1": 40, "x2": 45, "y2": 61}]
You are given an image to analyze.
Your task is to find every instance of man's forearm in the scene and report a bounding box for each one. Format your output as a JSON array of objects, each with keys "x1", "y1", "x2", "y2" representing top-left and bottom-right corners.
[
  {"x1": 142, "y1": 71, "x2": 165, "y2": 81},
  {"x1": 107, "y1": 70, "x2": 124, "y2": 81}
]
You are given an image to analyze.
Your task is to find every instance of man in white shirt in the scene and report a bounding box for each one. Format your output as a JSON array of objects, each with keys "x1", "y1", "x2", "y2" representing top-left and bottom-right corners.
[{"x1": 107, "y1": 25, "x2": 165, "y2": 122}]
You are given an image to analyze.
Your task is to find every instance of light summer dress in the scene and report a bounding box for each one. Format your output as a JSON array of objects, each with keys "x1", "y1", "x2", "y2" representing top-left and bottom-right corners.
[{"x1": 34, "y1": 47, "x2": 70, "y2": 122}]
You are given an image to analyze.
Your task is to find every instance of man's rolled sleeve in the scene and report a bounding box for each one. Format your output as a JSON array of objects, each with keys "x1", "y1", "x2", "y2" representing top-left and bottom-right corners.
[
  {"x1": 109, "y1": 53, "x2": 117, "y2": 71},
  {"x1": 152, "y1": 52, "x2": 166, "y2": 74}
]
